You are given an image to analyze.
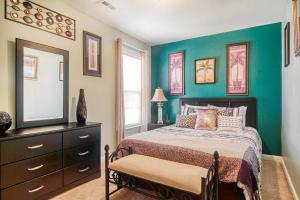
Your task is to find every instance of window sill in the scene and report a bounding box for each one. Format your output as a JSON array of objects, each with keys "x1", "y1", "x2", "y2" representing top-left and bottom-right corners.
[{"x1": 125, "y1": 124, "x2": 143, "y2": 130}]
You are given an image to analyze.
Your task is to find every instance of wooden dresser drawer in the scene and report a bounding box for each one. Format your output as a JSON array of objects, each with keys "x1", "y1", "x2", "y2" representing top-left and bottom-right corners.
[
  {"x1": 1, "y1": 170, "x2": 62, "y2": 200},
  {"x1": 63, "y1": 143, "x2": 100, "y2": 167},
  {"x1": 0, "y1": 132, "x2": 62, "y2": 165},
  {"x1": 63, "y1": 159, "x2": 100, "y2": 185},
  {"x1": 63, "y1": 127, "x2": 100, "y2": 149},
  {"x1": 1, "y1": 151, "x2": 62, "y2": 189}
]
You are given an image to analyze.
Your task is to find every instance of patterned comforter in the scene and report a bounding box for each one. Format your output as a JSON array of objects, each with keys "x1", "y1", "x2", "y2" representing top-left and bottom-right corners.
[{"x1": 119, "y1": 125, "x2": 262, "y2": 200}]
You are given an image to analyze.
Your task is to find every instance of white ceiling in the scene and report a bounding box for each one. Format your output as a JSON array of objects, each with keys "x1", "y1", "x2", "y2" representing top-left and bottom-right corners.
[{"x1": 63, "y1": 0, "x2": 288, "y2": 46}]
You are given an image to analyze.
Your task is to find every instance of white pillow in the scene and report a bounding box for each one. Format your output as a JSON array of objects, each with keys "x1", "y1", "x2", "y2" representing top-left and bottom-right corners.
[
  {"x1": 217, "y1": 116, "x2": 243, "y2": 132},
  {"x1": 180, "y1": 105, "x2": 185, "y2": 115},
  {"x1": 183, "y1": 104, "x2": 208, "y2": 115},
  {"x1": 233, "y1": 106, "x2": 247, "y2": 128}
]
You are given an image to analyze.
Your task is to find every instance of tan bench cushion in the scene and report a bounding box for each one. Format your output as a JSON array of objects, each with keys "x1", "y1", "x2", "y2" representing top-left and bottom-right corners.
[{"x1": 109, "y1": 154, "x2": 208, "y2": 194}]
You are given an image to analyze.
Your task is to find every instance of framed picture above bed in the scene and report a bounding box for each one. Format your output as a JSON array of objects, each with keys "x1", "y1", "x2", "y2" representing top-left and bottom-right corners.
[
  {"x1": 195, "y1": 57, "x2": 216, "y2": 84},
  {"x1": 168, "y1": 51, "x2": 185, "y2": 95},
  {"x1": 226, "y1": 42, "x2": 249, "y2": 96}
]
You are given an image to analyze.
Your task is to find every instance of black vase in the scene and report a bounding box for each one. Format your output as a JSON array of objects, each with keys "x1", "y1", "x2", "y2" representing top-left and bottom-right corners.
[
  {"x1": 0, "y1": 112, "x2": 12, "y2": 133},
  {"x1": 76, "y1": 89, "x2": 87, "y2": 124}
]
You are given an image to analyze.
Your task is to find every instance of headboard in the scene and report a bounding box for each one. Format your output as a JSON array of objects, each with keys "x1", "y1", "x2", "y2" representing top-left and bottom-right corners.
[{"x1": 179, "y1": 98, "x2": 257, "y2": 128}]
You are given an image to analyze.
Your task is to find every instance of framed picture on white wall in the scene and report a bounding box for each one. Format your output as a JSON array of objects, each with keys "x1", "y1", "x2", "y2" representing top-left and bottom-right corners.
[{"x1": 293, "y1": 0, "x2": 300, "y2": 56}]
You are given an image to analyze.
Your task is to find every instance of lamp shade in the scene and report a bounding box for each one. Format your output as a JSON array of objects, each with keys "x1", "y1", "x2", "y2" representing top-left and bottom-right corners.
[{"x1": 151, "y1": 87, "x2": 167, "y2": 102}]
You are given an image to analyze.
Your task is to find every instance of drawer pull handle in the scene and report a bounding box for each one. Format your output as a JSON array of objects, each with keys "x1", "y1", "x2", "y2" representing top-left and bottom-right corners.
[
  {"x1": 27, "y1": 164, "x2": 44, "y2": 171},
  {"x1": 78, "y1": 151, "x2": 89, "y2": 156},
  {"x1": 27, "y1": 144, "x2": 44, "y2": 150},
  {"x1": 78, "y1": 166, "x2": 90, "y2": 173},
  {"x1": 28, "y1": 185, "x2": 44, "y2": 193},
  {"x1": 78, "y1": 135, "x2": 89, "y2": 139}
]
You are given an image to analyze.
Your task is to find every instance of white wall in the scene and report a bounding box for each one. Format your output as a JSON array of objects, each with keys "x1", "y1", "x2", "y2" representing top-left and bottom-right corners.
[
  {"x1": 0, "y1": 0, "x2": 150, "y2": 152},
  {"x1": 282, "y1": 0, "x2": 300, "y2": 197}
]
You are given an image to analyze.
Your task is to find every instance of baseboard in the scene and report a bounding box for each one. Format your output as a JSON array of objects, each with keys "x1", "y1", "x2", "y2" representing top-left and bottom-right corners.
[
  {"x1": 262, "y1": 154, "x2": 299, "y2": 200},
  {"x1": 281, "y1": 158, "x2": 299, "y2": 200}
]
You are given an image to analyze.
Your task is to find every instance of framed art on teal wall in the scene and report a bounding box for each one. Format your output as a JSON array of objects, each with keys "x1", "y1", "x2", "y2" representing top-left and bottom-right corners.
[
  {"x1": 168, "y1": 51, "x2": 185, "y2": 95},
  {"x1": 227, "y1": 42, "x2": 249, "y2": 96},
  {"x1": 195, "y1": 58, "x2": 216, "y2": 84}
]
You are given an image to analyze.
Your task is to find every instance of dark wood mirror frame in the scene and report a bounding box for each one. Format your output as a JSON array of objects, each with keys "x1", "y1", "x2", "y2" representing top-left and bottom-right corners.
[{"x1": 16, "y1": 38, "x2": 69, "y2": 129}]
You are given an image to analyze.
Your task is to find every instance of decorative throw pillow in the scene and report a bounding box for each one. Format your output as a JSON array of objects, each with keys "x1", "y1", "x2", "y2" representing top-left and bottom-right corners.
[
  {"x1": 231, "y1": 106, "x2": 247, "y2": 128},
  {"x1": 209, "y1": 105, "x2": 247, "y2": 127},
  {"x1": 183, "y1": 104, "x2": 208, "y2": 115},
  {"x1": 217, "y1": 116, "x2": 243, "y2": 132},
  {"x1": 175, "y1": 115, "x2": 197, "y2": 129},
  {"x1": 194, "y1": 109, "x2": 217, "y2": 131},
  {"x1": 208, "y1": 105, "x2": 230, "y2": 116}
]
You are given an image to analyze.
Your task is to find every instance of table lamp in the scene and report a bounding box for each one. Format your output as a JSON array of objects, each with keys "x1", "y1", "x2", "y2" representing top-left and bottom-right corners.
[{"x1": 151, "y1": 87, "x2": 167, "y2": 124}]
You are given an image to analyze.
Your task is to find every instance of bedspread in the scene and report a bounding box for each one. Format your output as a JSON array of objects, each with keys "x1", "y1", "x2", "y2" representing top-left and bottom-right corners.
[{"x1": 119, "y1": 125, "x2": 262, "y2": 200}]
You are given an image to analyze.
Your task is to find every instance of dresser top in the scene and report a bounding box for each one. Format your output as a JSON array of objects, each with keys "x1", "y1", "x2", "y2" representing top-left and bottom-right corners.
[{"x1": 0, "y1": 122, "x2": 101, "y2": 141}]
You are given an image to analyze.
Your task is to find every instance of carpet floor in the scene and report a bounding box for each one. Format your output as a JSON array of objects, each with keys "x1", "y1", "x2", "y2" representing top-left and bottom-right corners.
[{"x1": 51, "y1": 157, "x2": 294, "y2": 200}]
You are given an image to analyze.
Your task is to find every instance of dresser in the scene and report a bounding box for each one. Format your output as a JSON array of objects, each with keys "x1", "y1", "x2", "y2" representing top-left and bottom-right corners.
[{"x1": 0, "y1": 122, "x2": 101, "y2": 200}]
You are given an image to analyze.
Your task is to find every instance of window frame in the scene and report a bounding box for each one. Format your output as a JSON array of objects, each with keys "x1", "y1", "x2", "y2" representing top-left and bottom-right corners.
[{"x1": 122, "y1": 46, "x2": 144, "y2": 128}]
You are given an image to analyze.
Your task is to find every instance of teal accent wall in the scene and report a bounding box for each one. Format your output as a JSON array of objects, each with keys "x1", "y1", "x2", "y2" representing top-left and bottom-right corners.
[{"x1": 151, "y1": 23, "x2": 282, "y2": 155}]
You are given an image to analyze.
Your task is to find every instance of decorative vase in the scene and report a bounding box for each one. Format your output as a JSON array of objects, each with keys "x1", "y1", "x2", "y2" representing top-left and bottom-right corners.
[
  {"x1": 76, "y1": 89, "x2": 87, "y2": 124},
  {"x1": 0, "y1": 112, "x2": 12, "y2": 133}
]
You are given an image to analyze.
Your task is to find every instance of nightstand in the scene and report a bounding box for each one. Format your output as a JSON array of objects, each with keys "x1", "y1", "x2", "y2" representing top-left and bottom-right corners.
[{"x1": 148, "y1": 123, "x2": 172, "y2": 131}]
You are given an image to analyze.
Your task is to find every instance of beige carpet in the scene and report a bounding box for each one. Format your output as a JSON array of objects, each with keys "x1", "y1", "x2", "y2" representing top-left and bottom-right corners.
[{"x1": 51, "y1": 157, "x2": 294, "y2": 200}]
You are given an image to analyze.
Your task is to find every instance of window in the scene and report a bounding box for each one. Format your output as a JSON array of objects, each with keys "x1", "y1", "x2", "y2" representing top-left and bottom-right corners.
[{"x1": 123, "y1": 46, "x2": 143, "y2": 127}]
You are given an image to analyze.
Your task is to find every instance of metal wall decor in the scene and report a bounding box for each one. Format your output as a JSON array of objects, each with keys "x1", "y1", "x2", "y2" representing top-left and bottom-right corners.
[{"x1": 5, "y1": 0, "x2": 76, "y2": 40}]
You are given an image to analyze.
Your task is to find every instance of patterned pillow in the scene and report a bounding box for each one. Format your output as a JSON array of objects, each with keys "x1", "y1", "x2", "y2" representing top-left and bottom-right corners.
[
  {"x1": 208, "y1": 105, "x2": 231, "y2": 116},
  {"x1": 217, "y1": 116, "x2": 243, "y2": 132},
  {"x1": 209, "y1": 105, "x2": 247, "y2": 127},
  {"x1": 183, "y1": 104, "x2": 208, "y2": 115},
  {"x1": 175, "y1": 115, "x2": 197, "y2": 129},
  {"x1": 194, "y1": 109, "x2": 218, "y2": 131},
  {"x1": 230, "y1": 106, "x2": 247, "y2": 128}
]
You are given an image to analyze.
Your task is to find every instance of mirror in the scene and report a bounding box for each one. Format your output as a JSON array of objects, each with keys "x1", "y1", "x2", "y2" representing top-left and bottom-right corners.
[{"x1": 16, "y1": 39, "x2": 69, "y2": 129}]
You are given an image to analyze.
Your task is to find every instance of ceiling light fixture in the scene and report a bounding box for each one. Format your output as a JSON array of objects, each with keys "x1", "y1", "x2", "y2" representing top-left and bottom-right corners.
[{"x1": 96, "y1": 0, "x2": 116, "y2": 10}]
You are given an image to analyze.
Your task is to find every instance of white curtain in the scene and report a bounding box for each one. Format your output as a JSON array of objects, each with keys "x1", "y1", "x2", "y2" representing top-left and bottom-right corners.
[{"x1": 116, "y1": 38, "x2": 125, "y2": 144}]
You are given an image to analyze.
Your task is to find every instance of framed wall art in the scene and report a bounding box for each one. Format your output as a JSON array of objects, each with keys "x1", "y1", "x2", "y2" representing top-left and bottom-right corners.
[
  {"x1": 227, "y1": 42, "x2": 249, "y2": 96},
  {"x1": 168, "y1": 51, "x2": 185, "y2": 95},
  {"x1": 5, "y1": 0, "x2": 76, "y2": 40},
  {"x1": 24, "y1": 55, "x2": 38, "y2": 80},
  {"x1": 83, "y1": 31, "x2": 102, "y2": 77},
  {"x1": 195, "y1": 58, "x2": 216, "y2": 84},
  {"x1": 284, "y1": 22, "x2": 290, "y2": 67},
  {"x1": 59, "y1": 62, "x2": 64, "y2": 81},
  {"x1": 293, "y1": 0, "x2": 300, "y2": 56}
]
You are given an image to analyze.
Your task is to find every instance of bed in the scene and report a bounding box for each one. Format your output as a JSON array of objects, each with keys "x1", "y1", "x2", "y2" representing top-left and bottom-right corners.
[{"x1": 119, "y1": 98, "x2": 262, "y2": 200}]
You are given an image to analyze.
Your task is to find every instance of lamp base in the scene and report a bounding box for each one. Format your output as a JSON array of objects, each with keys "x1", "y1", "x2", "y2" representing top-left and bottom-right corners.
[{"x1": 157, "y1": 102, "x2": 164, "y2": 124}]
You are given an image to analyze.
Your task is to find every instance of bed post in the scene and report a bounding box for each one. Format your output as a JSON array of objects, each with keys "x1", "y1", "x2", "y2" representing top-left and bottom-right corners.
[
  {"x1": 129, "y1": 146, "x2": 133, "y2": 155},
  {"x1": 105, "y1": 145, "x2": 110, "y2": 200},
  {"x1": 214, "y1": 151, "x2": 219, "y2": 200}
]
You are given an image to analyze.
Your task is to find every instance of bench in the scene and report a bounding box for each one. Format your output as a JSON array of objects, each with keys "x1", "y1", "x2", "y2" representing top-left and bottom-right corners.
[{"x1": 105, "y1": 145, "x2": 219, "y2": 200}]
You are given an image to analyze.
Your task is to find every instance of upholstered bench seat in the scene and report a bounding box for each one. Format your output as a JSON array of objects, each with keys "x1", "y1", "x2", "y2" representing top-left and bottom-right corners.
[{"x1": 109, "y1": 154, "x2": 208, "y2": 194}]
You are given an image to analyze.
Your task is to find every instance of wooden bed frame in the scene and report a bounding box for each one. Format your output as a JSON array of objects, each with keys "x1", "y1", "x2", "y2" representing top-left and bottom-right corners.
[{"x1": 179, "y1": 97, "x2": 257, "y2": 128}]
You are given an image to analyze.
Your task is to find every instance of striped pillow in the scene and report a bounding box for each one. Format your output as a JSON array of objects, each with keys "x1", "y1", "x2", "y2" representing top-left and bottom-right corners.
[{"x1": 217, "y1": 116, "x2": 243, "y2": 132}]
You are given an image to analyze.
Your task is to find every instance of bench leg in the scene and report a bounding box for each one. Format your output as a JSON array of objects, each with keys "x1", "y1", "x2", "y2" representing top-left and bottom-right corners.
[{"x1": 105, "y1": 145, "x2": 110, "y2": 200}]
